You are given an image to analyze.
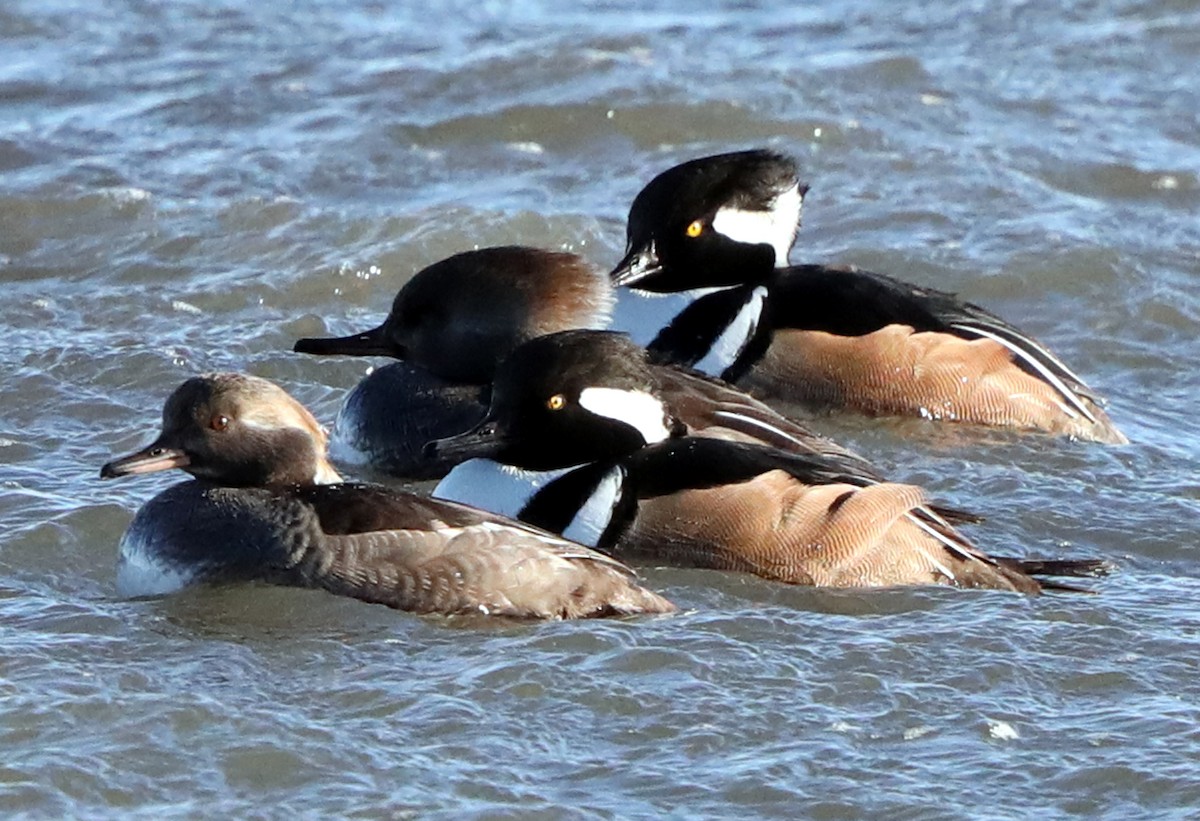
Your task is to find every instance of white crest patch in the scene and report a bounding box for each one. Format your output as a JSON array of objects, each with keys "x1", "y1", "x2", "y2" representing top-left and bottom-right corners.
[
  {"x1": 434, "y1": 458, "x2": 574, "y2": 519},
  {"x1": 694, "y1": 286, "x2": 768, "y2": 377},
  {"x1": 561, "y1": 466, "x2": 626, "y2": 547},
  {"x1": 577, "y1": 388, "x2": 672, "y2": 444},
  {"x1": 710, "y1": 182, "x2": 803, "y2": 266}
]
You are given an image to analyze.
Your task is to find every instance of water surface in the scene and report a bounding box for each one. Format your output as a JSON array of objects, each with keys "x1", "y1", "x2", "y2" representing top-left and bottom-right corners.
[{"x1": 2, "y1": 1, "x2": 1199, "y2": 817}]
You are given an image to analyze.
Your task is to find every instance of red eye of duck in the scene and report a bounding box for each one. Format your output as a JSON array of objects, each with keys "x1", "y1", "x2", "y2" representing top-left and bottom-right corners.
[{"x1": 210, "y1": 414, "x2": 230, "y2": 432}]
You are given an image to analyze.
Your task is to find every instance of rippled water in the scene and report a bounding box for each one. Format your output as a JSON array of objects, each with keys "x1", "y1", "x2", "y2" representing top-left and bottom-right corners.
[{"x1": 3, "y1": 0, "x2": 1199, "y2": 817}]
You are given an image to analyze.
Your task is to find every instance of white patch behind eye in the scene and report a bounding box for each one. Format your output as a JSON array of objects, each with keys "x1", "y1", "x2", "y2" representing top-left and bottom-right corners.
[
  {"x1": 710, "y1": 182, "x2": 803, "y2": 266},
  {"x1": 694, "y1": 286, "x2": 768, "y2": 377},
  {"x1": 577, "y1": 388, "x2": 672, "y2": 444}
]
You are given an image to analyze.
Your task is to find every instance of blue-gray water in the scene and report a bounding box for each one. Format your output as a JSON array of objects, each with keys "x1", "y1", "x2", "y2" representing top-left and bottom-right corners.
[{"x1": 3, "y1": 1, "x2": 1199, "y2": 817}]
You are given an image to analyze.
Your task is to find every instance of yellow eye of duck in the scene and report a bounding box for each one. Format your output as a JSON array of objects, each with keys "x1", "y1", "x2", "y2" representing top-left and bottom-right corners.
[
  {"x1": 546, "y1": 394, "x2": 566, "y2": 411},
  {"x1": 685, "y1": 220, "x2": 704, "y2": 238}
]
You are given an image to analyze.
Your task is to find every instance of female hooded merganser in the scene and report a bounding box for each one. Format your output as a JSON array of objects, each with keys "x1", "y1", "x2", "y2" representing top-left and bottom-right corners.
[
  {"x1": 293, "y1": 246, "x2": 614, "y2": 477},
  {"x1": 609, "y1": 149, "x2": 1127, "y2": 445},
  {"x1": 99, "y1": 373, "x2": 675, "y2": 619},
  {"x1": 429, "y1": 331, "x2": 1109, "y2": 593}
]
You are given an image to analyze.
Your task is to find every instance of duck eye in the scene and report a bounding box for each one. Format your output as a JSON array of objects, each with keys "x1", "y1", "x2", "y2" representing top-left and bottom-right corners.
[
  {"x1": 685, "y1": 220, "x2": 704, "y2": 238},
  {"x1": 210, "y1": 414, "x2": 230, "y2": 432},
  {"x1": 546, "y1": 394, "x2": 566, "y2": 411}
]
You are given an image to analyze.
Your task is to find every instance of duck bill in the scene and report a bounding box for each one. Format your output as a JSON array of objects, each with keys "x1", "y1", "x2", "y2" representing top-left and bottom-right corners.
[
  {"x1": 100, "y1": 443, "x2": 190, "y2": 479},
  {"x1": 293, "y1": 324, "x2": 399, "y2": 358},
  {"x1": 609, "y1": 240, "x2": 662, "y2": 287},
  {"x1": 424, "y1": 420, "x2": 505, "y2": 463}
]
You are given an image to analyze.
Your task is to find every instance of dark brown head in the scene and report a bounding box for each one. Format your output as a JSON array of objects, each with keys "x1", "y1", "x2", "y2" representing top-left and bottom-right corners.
[
  {"x1": 100, "y1": 373, "x2": 341, "y2": 487},
  {"x1": 611, "y1": 149, "x2": 806, "y2": 292},
  {"x1": 428, "y1": 330, "x2": 686, "y2": 471},
  {"x1": 294, "y1": 246, "x2": 614, "y2": 385}
]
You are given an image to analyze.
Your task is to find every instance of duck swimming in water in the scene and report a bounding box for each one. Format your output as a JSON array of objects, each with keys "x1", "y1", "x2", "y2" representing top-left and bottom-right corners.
[
  {"x1": 100, "y1": 372, "x2": 676, "y2": 619},
  {"x1": 430, "y1": 330, "x2": 1110, "y2": 593},
  {"x1": 609, "y1": 149, "x2": 1127, "y2": 444}
]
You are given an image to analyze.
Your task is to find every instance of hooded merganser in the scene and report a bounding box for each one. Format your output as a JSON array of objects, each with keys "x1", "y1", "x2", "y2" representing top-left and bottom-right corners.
[
  {"x1": 295, "y1": 245, "x2": 980, "y2": 535},
  {"x1": 609, "y1": 149, "x2": 1127, "y2": 445},
  {"x1": 293, "y1": 246, "x2": 613, "y2": 477},
  {"x1": 294, "y1": 245, "x2": 894, "y2": 474},
  {"x1": 429, "y1": 331, "x2": 1109, "y2": 593},
  {"x1": 99, "y1": 373, "x2": 675, "y2": 619}
]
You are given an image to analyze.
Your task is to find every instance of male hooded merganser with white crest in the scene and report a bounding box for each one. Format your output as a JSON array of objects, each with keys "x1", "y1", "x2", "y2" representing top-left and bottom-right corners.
[
  {"x1": 609, "y1": 149, "x2": 1127, "y2": 444},
  {"x1": 429, "y1": 331, "x2": 1109, "y2": 593},
  {"x1": 293, "y1": 246, "x2": 614, "y2": 478},
  {"x1": 99, "y1": 373, "x2": 675, "y2": 619}
]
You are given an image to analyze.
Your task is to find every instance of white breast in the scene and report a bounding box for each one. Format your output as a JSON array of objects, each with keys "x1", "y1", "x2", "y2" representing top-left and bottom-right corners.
[
  {"x1": 433, "y1": 458, "x2": 573, "y2": 519},
  {"x1": 116, "y1": 525, "x2": 196, "y2": 597},
  {"x1": 328, "y1": 398, "x2": 374, "y2": 467},
  {"x1": 610, "y1": 287, "x2": 719, "y2": 346}
]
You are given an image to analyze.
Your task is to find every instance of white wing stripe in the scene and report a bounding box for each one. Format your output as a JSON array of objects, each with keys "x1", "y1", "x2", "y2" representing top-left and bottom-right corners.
[
  {"x1": 906, "y1": 510, "x2": 973, "y2": 567},
  {"x1": 949, "y1": 323, "x2": 1095, "y2": 423},
  {"x1": 710, "y1": 409, "x2": 805, "y2": 449},
  {"x1": 955, "y1": 318, "x2": 1089, "y2": 386}
]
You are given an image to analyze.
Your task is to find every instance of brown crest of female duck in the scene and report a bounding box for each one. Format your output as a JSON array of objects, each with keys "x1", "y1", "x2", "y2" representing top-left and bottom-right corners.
[{"x1": 609, "y1": 149, "x2": 1127, "y2": 444}]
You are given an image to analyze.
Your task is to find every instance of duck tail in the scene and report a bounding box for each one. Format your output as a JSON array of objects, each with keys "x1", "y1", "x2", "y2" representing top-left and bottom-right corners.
[
  {"x1": 1005, "y1": 557, "x2": 1115, "y2": 578},
  {"x1": 993, "y1": 556, "x2": 1115, "y2": 594}
]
